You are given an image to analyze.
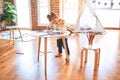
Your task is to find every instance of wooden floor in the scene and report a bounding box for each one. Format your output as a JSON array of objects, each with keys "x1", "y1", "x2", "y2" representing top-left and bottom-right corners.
[{"x1": 0, "y1": 30, "x2": 120, "y2": 80}]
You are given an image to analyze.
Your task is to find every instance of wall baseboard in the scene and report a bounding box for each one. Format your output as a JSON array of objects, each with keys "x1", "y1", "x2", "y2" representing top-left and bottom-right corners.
[{"x1": 105, "y1": 28, "x2": 120, "y2": 30}]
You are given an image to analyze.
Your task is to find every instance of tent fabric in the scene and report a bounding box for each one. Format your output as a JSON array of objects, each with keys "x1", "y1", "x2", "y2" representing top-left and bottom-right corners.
[{"x1": 75, "y1": 0, "x2": 106, "y2": 34}]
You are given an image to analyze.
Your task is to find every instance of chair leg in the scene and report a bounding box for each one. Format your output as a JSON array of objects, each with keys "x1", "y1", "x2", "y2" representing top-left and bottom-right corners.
[
  {"x1": 94, "y1": 49, "x2": 101, "y2": 71},
  {"x1": 97, "y1": 48, "x2": 100, "y2": 66},
  {"x1": 80, "y1": 49, "x2": 84, "y2": 68},
  {"x1": 94, "y1": 50, "x2": 98, "y2": 71},
  {"x1": 84, "y1": 48, "x2": 88, "y2": 63}
]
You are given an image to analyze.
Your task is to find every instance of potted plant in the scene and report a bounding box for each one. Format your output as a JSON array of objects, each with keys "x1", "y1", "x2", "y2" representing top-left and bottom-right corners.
[{"x1": 0, "y1": 1, "x2": 17, "y2": 30}]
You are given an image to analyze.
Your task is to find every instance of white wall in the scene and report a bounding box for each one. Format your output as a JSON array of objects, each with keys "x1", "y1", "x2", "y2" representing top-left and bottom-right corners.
[{"x1": 96, "y1": 10, "x2": 120, "y2": 28}]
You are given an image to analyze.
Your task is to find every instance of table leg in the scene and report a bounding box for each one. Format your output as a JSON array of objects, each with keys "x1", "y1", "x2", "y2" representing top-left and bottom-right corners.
[
  {"x1": 44, "y1": 37, "x2": 47, "y2": 76},
  {"x1": 18, "y1": 28, "x2": 23, "y2": 41},
  {"x1": 38, "y1": 37, "x2": 41, "y2": 62},
  {"x1": 11, "y1": 29, "x2": 14, "y2": 44},
  {"x1": 61, "y1": 37, "x2": 69, "y2": 60},
  {"x1": 9, "y1": 29, "x2": 12, "y2": 42}
]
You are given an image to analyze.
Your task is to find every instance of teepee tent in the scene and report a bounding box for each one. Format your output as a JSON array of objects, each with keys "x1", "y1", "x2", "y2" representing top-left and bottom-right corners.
[{"x1": 75, "y1": 0, "x2": 106, "y2": 34}]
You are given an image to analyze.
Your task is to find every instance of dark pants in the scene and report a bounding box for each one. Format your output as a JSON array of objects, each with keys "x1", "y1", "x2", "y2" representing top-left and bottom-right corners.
[{"x1": 57, "y1": 38, "x2": 70, "y2": 55}]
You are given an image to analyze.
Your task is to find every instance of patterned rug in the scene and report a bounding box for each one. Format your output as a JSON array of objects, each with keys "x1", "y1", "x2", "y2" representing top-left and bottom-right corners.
[{"x1": 0, "y1": 31, "x2": 36, "y2": 42}]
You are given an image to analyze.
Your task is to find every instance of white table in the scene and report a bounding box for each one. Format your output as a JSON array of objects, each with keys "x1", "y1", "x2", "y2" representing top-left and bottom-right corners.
[
  {"x1": 6, "y1": 26, "x2": 23, "y2": 44},
  {"x1": 32, "y1": 30, "x2": 70, "y2": 75}
]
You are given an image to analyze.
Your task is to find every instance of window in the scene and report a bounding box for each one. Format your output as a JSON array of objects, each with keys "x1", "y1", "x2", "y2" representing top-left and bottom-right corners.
[
  {"x1": 37, "y1": 0, "x2": 50, "y2": 26},
  {"x1": 15, "y1": 0, "x2": 31, "y2": 28},
  {"x1": 60, "y1": 0, "x2": 79, "y2": 25}
]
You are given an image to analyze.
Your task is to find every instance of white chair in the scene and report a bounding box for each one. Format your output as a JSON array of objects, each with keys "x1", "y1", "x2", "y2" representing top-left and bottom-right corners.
[{"x1": 80, "y1": 45, "x2": 100, "y2": 71}]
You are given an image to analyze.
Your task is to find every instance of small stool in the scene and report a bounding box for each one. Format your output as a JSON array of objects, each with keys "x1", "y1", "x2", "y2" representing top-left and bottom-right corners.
[{"x1": 80, "y1": 45, "x2": 100, "y2": 71}]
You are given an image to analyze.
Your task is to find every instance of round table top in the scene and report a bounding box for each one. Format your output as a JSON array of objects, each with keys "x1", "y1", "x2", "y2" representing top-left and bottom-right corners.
[
  {"x1": 6, "y1": 26, "x2": 18, "y2": 29},
  {"x1": 30, "y1": 30, "x2": 70, "y2": 38}
]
